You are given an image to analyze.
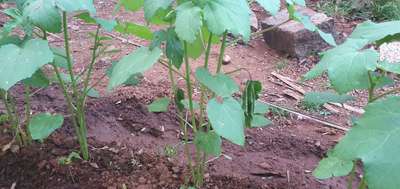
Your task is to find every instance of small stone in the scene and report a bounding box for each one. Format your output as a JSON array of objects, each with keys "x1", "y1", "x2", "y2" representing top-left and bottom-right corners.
[
  {"x1": 89, "y1": 162, "x2": 99, "y2": 169},
  {"x1": 172, "y1": 166, "x2": 180, "y2": 174},
  {"x1": 138, "y1": 177, "x2": 147, "y2": 184},
  {"x1": 259, "y1": 162, "x2": 272, "y2": 170},
  {"x1": 315, "y1": 141, "x2": 321, "y2": 147},
  {"x1": 222, "y1": 55, "x2": 232, "y2": 65}
]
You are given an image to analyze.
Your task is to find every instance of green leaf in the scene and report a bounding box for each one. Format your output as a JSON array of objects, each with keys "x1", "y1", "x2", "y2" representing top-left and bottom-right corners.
[
  {"x1": 207, "y1": 97, "x2": 245, "y2": 146},
  {"x1": 350, "y1": 20, "x2": 400, "y2": 43},
  {"x1": 181, "y1": 99, "x2": 200, "y2": 110},
  {"x1": 115, "y1": 22, "x2": 153, "y2": 40},
  {"x1": 86, "y1": 88, "x2": 100, "y2": 98},
  {"x1": 203, "y1": 0, "x2": 251, "y2": 41},
  {"x1": 23, "y1": 69, "x2": 49, "y2": 88},
  {"x1": 195, "y1": 67, "x2": 239, "y2": 97},
  {"x1": 256, "y1": 0, "x2": 280, "y2": 15},
  {"x1": 254, "y1": 101, "x2": 269, "y2": 114},
  {"x1": 194, "y1": 131, "x2": 222, "y2": 156},
  {"x1": 304, "y1": 41, "x2": 379, "y2": 94},
  {"x1": 313, "y1": 96, "x2": 400, "y2": 189},
  {"x1": 106, "y1": 61, "x2": 143, "y2": 86},
  {"x1": 108, "y1": 47, "x2": 161, "y2": 90},
  {"x1": 143, "y1": 0, "x2": 173, "y2": 21},
  {"x1": 148, "y1": 97, "x2": 170, "y2": 112},
  {"x1": 313, "y1": 155, "x2": 354, "y2": 179},
  {"x1": 149, "y1": 30, "x2": 167, "y2": 49},
  {"x1": 28, "y1": 113, "x2": 64, "y2": 140},
  {"x1": 76, "y1": 12, "x2": 117, "y2": 32},
  {"x1": 166, "y1": 28, "x2": 184, "y2": 68},
  {"x1": 378, "y1": 61, "x2": 400, "y2": 74},
  {"x1": 0, "y1": 39, "x2": 53, "y2": 90},
  {"x1": 186, "y1": 35, "x2": 204, "y2": 59},
  {"x1": 23, "y1": 0, "x2": 62, "y2": 33},
  {"x1": 251, "y1": 115, "x2": 272, "y2": 128},
  {"x1": 55, "y1": 0, "x2": 96, "y2": 15},
  {"x1": 175, "y1": 1, "x2": 202, "y2": 43},
  {"x1": 51, "y1": 47, "x2": 70, "y2": 69},
  {"x1": 285, "y1": 0, "x2": 305, "y2": 6},
  {"x1": 175, "y1": 88, "x2": 185, "y2": 112},
  {"x1": 120, "y1": 0, "x2": 144, "y2": 11},
  {"x1": 293, "y1": 12, "x2": 336, "y2": 46},
  {"x1": 304, "y1": 92, "x2": 355, "y2": 105},
  {"x1": 0, "y1": 35, "x2": 23, "y2": 46}
]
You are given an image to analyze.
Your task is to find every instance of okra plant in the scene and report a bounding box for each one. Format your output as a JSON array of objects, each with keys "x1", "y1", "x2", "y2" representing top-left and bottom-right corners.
[
  {"x1": 0, "y1": 0, "x2": 118, "y2": 160},
  {"x1": 109, "y1": 0, "x2": 333, "y2": 187},
  {"x1": 304, "y1": 20, "x2": 400, "y2": 189}
]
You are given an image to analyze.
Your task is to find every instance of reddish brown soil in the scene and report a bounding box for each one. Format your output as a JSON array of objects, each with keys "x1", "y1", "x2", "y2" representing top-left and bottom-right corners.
[{"x1": 0, "y1": 0, "x2": 364, "y2": 188}]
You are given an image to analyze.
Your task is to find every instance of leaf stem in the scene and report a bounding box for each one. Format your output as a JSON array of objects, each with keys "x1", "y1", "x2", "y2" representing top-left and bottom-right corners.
[
  {"x1": 24, "y1": 84, "x2": 32, "y2": 143},
  {"x1": 62, "y1": 12, "x2": 79, "y2": 98},
  {"x1": 367, "y1": 71, "x2": 376, "y2": 103},
  {"x1": 371, "y1": 87, "x2": 400, "y2": 102},
  {"x1": 347, "y1": 162, "x2": 356, "y2": 189},
  {"x1": 183, "y1": 42, "x2": 197, "y2": 133},
  {"x1": 216, "y1": 31, "x2": 228, "y2": 74},
  {"x1": 199, "y1": 34, "x2": 213, "y2": 129}
]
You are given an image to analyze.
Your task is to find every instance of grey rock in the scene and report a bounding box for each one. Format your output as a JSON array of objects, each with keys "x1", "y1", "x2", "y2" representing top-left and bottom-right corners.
[{"x1": 261, "y1": 6, "x2": 335, "y2": 58}]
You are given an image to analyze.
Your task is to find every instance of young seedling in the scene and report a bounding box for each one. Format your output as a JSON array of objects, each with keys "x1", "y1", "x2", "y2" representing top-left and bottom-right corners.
[{"x1": 0, "y1": 0, "x2": 119, "y2": 160}]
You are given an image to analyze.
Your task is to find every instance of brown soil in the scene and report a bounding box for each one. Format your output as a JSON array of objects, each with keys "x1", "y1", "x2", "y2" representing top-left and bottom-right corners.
[{"x1": 0, "y1": 0, "x2": 363, "y2": 188}]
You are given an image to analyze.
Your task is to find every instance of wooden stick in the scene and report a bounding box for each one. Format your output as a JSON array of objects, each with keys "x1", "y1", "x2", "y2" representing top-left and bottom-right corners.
[{"x1": 271, "y1": 72, "x2": 364, "y2": 114}]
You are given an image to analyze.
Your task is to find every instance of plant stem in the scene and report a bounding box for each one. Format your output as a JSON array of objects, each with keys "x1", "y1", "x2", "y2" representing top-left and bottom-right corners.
[
  {"x1": 199, "y1": 34, "x2": 213, "y2": 128},
  {"x1": 24, "y1": 84, "x2": 32, "y2": 143},
  {"x1": 371, "y1": 87, "x2": 400, "y2": 102},
  {"x1": 62, "y1": 12, "x2": 79, "y2": 98},
  {"x1": 82, "y1": 25, "x2": 101, "y2": 99},
  {"x1": 367, "y1": 71, "x2": 376, "y2": 103},
  {"x1": 216, "y1": 31, "x2": 228, "y2": 74},
  {"x1": 52, "y1": 65, "x2": 80, "y2": 138},
  {"x1": 358, "y1": 176, "x2": 367, "y2": 189},
  {"x1": 183, "y1": 42, "x2": 197, "y2": 133}
]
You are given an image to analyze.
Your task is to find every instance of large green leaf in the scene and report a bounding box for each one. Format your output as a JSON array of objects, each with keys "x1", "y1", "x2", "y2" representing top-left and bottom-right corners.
[
  {"x1": 175, "y1": 1, "x2": 202, "y2": 43},
  {"x1": 23, "y1": 69, "x2": 50, "y2": 88},
  {"x1": 0, "y1": 39, "x2": 53, "y2": 90},
  {"x1": 203, "y1": 0, "x2": 251, "y2": 41},
  {"x1": 108, "y1": 47, "x2": 161, "y2": 90},
  {"x1": 314, "y1": 96, "x2": 400, "y2": 189},
  {"x1": 115, "y1": 22, "x2": 153, "y2": 40},
  {"x1": 304, "y1": 91, "x2": 354, "y2": 105},
  {"x1": 195, "y1": 67, "x2": 239, "y2": 97},
  {"x1": 194, "y1": 131, "x2": 222, "y2": 156},
  {"x1": 51, "y1": 46, "x2": 70, "y2": 69},
  {"x1": 256, "y1": 0, "x2": 280, "y2": 15},
  {"x1": 304, "y1": 40, "x2": 379, "y2": 94},
  {"x1": 28, "y1": 113, "x2": 64, "y2": 140},
  {"x1": 166, "y1": 28, "x2": 184, "y2": 68},
  {"x1": 23, "y1": 0, "x2": 62, "y2": 33},
  {"x1": 378, "y1": 61, "x2": 400, "y2": 74},
  {"x1": 55, "y1": 0, "x2": 96, "y2": 15},
  {"x1": 148, "y1": 97, "x2": 170, "y2": 112},
  {"x1": 293, "y1": 12, "x2": 336, "y2": 46},
  {"x1": 186, "y1": 35, "x2": 204, "y2": 59},
  {"x1": 143, "y1": 0, "x2": 173, "y2": 20},
  {"x1": 120, "y1": 0, "x2": 144, "y2": 11},
  {"x1": 76, "y1": 12, "x2": 117, "y2": 32},
  {"x1": 350, "y1": 20, "x2": 400, "y2": 43},
  {"x1": 251, "y1": 115, "x2": 272, "y2": 128},
  {"x1": 207, "y1": 97, "x2": 245, "y2": 146},
  {"x1": 285, "y1": 0, "x2": 305, "y2": 6}
]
